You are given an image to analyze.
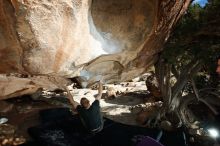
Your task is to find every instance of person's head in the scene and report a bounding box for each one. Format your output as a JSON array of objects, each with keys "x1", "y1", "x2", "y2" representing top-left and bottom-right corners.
[
  {"x1": 80, "y1": 97, "x2": 90, "y2": 109},
  {"x1": 216, "y1": 56, "x2": 220, "y2": 75}
]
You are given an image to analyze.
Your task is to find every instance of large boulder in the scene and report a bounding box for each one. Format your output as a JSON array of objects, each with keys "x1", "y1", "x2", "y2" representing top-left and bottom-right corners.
[{"x1": 0, "y1": 0, "x2": 191, "y2": 99}]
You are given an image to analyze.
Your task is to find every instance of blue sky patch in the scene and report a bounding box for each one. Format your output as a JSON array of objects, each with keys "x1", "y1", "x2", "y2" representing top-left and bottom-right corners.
[{"x1": 192, "y1": 0, "x2": 208, "y2": 7}]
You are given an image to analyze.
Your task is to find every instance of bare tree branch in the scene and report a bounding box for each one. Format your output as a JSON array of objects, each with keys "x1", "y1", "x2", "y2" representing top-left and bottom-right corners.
[
  {"x1": 191, "y1": 78, "x2": 218, "y2": 115},
  {"x1": 199, "y1": 88, "x2": 218, "y2": 92},
  {"x1": 201, "y1": 91, "x2": 220, "y2": 99},
  {"x1": 199, "y1": 98, "x2": 218, "y2": 115},
  {"x1": 191, "y1": 78, "x2": 200, "y2": 101},
  {"x1": 171, "y1": 64, "x2": 179, "y2": 79},
  {"x1": 179, "y1": 94, "x2": 197, "y2": 127},
  {"x1": 171, "y1": 60, "x2": 202, "y2": 107}
]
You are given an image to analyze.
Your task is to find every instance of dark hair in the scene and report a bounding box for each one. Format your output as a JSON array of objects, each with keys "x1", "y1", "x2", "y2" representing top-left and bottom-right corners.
[{"x1": 80, "y1": 97, "x2": 90, "y2": 108}]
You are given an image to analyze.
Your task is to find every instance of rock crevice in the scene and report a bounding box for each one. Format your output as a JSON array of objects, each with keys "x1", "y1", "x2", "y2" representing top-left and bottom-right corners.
[{"x1": 0, "y1": 0, "x2": 190, "y2": 99}]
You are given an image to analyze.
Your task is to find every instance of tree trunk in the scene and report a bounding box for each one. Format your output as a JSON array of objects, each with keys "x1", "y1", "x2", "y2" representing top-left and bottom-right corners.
[{"x1": 154, "y1": 57, "x2": 202, "y2": 128}]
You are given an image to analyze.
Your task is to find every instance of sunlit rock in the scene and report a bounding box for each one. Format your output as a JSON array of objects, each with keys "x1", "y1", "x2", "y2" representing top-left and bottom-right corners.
[{"x1": 0, "y1": 0, "x2": 191, "y2": 99}]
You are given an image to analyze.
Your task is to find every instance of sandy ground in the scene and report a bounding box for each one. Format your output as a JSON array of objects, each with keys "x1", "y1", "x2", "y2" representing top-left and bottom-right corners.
[
  {"x1": 0, "y1": 80, "x2": 152, "y2": 145},
  {"x1": 67, "y1": 81, "x2": 148, "y2": 125},
  {"x1": 1, "y1": 80, "x2": 216, "y2": 146}
]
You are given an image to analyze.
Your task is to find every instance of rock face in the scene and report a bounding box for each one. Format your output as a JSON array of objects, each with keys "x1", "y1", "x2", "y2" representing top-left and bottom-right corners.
[{"x1": 0, "y1": 0, "x2": 191, "y2": 99}]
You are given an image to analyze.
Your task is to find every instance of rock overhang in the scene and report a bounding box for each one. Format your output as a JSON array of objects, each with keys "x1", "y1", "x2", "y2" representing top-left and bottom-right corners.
[{"x1": 0, "y1": 0, "x2": 191, "y2": 99}]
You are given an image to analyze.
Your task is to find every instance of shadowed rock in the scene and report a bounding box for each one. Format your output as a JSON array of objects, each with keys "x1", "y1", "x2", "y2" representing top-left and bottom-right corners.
[{"x1": 0, "y1": 0, "x2": 191, "y2": 99}]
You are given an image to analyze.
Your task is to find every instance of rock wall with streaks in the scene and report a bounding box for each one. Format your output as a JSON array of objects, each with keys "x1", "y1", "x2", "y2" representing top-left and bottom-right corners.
[{"x1": 0, "y1": 0, "x2": 191, "y2": 99}]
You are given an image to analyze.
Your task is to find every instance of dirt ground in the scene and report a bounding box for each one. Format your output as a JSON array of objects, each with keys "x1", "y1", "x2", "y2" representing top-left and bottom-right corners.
[
  {"x1": 0, "y1": 80, "x2": 216, "y2": 146},
  {"x1": 0, "y1": 81, "x2": 150, "y2": 145}
]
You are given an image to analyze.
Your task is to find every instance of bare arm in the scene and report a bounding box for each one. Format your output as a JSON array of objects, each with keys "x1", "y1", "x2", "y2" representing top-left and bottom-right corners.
[
  {"x1": 65, "y1": 87, "x2": 79, "y2": 110},
  {"x1": 95, "y1": 81, "x2": 103, "y2": 100}
]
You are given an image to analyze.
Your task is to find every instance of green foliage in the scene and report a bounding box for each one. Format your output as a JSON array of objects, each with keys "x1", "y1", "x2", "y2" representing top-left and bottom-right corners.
[{"x1": 162, "y1": 0, "x2": 220, "y2": 78}]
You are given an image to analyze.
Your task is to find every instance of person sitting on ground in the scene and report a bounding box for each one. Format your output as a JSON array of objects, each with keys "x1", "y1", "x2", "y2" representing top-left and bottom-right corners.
[{"x1": 66, "y1": 81, "x2": 104, "y2": 134}]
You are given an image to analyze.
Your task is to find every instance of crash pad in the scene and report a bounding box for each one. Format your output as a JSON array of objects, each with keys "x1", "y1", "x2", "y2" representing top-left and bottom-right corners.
[{"x1": 24, "y1": 108, "x2": 187, "y2": 146}]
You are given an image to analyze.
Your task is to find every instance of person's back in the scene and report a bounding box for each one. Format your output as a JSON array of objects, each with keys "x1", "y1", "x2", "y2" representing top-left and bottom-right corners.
[
  {"x1": 66, "y1": 81, "x2": 103, "y2": 133},
  {"x1": 77, "y1": 99, "x2": 103, "y2": 132}
]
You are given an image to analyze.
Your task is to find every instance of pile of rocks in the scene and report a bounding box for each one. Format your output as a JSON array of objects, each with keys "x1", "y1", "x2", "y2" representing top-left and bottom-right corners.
[{"x1": 0, "y1": 124, "x2": 25, "y2": 146}]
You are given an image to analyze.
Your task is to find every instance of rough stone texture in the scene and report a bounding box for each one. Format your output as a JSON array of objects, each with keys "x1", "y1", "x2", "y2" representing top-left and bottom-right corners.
[
  {"x1": 0, "y1": 101, "x2": 14, "y2": 113},
  {"x1": 0, "y1": 74, "x2": 70, "y2": 100},
  {"x1": 0, "y1": 0, "x2": 191, "y2": 99},
  {"x1": 105, "y1": 87, "x2": 117, "y2": 99}
]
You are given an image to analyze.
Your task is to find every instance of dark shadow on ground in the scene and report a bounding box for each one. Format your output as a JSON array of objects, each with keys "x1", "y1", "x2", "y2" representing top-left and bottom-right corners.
[{"x1": 21, "y1": 108, "x2": 188, "y2": 146}]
